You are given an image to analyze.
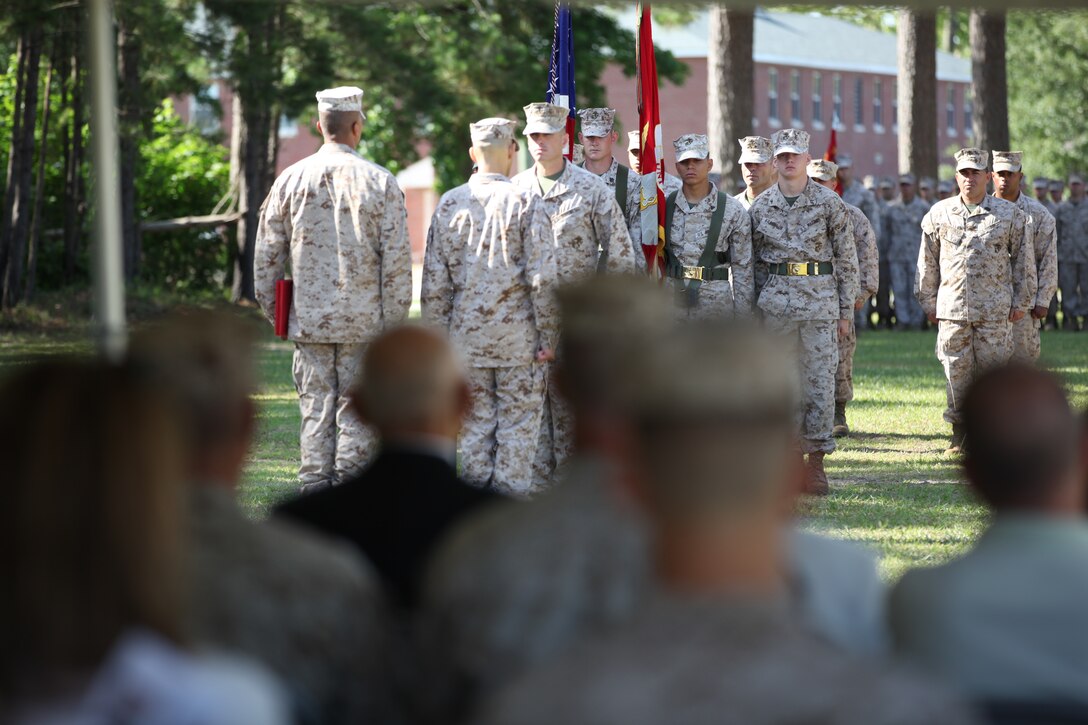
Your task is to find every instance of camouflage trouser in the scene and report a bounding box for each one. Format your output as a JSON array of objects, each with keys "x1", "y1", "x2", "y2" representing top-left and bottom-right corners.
[
  {"x1": 462, "y1": 365, "x2": 545, "y2": 497},
  {"x1": 1058, "y1": 262, "x2": 1088, "y2": 317},
  {"x1": 936, "y1": 320, "x2": 1011, "y2": 424},
  {"x1": 530, "y1": 362, "x2": 575, "y2": 491},
  {"x1": 835, "y1": 318, "x2": 856, "y2": 404},
  {"x1": 1009, "y1": 315, "x2": 1041, "y2": 363},
  {"x1": 292, "y1": 342, "x2": 375, "y2": 487},
  {"x1": 765, "y1": 317, "x2": 838, "y2": 454},
  {"x1": 889, "y1": 261, "x2": 922, "y2": 326}
]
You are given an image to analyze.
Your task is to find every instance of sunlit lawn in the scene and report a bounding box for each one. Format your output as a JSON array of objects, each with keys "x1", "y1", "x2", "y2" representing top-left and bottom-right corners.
[{"x1": 3, "y1": 321, "x2": 1086, "y2": 582}]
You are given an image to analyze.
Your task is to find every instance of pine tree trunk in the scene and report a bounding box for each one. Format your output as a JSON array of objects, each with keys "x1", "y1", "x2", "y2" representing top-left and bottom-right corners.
[
  {"x1": 969, "y1": 10, "x2": 1008, "y2": 152},
  {"x1": 707, "y1": 7, "x2": 753, "y2": 195},
  {"x1": 117, "y1": 18, "x2": 143, "y2": 281},
  {"x1": 897, "y1": 10, "x2": 938, "y2": 182},
  {"x1": 25, "y1": 54, "x2": 54, "y2": 302},
  {"x1": 63, "y1": 29, "x2": 85, "y2": 283},
  {"x1": 3, "y1": 26, "x2": 44, "y2": 308},
  {"x1": 0, "y1": 34, "x2": 28, "y2": 296}
]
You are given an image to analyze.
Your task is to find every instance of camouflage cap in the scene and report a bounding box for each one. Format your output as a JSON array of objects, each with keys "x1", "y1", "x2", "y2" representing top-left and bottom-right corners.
[
  {"x1": 674, "y1": 133, "x2": 710, "y2": 162},
  {"x1": 577, "y1": 107, "x2": 616, "y2": 137},
  {"x1": 806, "y1": 159, "x2": 838, "y2": 182},
  {"x1": 1032, "y1": 177, "x2": 1049, "y2": 189},
  {"x1": 315, "y1": 86, "x2": 364, "y2": 113},
  {"x1": 899, "y1": 173, "x2": 916, "y2": 185},
  {"x1": 836, "y1": 153, "x2": 854, "y2": 168},
  {"x1": 572, "y1": 143, "x2": 585, "y2": 165},
  {"x1": 879, "y1": 176, "x2": 895, "y2": 190},
  {"x1": 522, "y1": 102, "x2": 568, "y2": 135},
  {"x1": 992, "y1": 151, "x2": 1023, "y2": 173},
  {"x1": 938, "y1": 180, "x2": 954, "y2": 194},
  {"x1": 1051, "y1": 180, "x2": 1066, "y2": 190},
  {"x1": 771, "y1": 128, "x2": 810, "y2": 156},
  {"x1": 1069, "y1": 174, "x2": 1084, "y2": 186},
  {"x1": 918, "y1": 177, "x2": 934, "y2": 190},
  {"x1": 737, "y1": 136, "x2": 773, "y2": 164},
  {"x1": 469, "y1": 117, "x2": 516, "y2": 146},
  {"x1": 954, "y1": 147, "x2": 989, "y2": 172},
  {"x1": 627, "y1": 130, "x2": 641, "y2": 151}
]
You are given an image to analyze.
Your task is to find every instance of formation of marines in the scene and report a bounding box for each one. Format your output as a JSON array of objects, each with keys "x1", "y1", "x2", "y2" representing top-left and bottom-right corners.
[{"x1": 253, "y1": 85, "x2": 1071, "y2": 497}]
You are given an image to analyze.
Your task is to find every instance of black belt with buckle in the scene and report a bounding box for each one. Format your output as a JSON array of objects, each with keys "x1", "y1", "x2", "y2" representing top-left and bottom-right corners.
[
  {"x1": 769, "y1": 262, "x2": 834, "y2": 276},
  {"x1": 667, "y1": 264, "x2": 730, "y2": 282}
]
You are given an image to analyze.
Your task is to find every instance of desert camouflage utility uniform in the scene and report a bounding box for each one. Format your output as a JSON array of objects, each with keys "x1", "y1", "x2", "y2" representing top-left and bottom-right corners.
[
  {"x1": 916, "y1": 195, "x2": 1035, "y2": 424},
  {"x1": 882, "y1": 196, "x2": 930, "y2": 327},
  {"x1": 750, "y1": 180, "x2": 860, "y2": 454},
  {"x1": 255, "y1": 142, "x2": 411, "y2": 488},
  {"x1": 512, "y1": 161, "x2": 636, "y2": 487},
  {"x1": 837, "y1": 204, "x2": 879, "y2": 406},
  {"x1": 1056, "y1": 197, "x2": 1088, "y2": 321},
  {"x1": 1009, "y1": 193, "x2": 1057, "y2": 361},
  {"x1": 582, "y1": 158, "x2": 644, "y2": 268},
  {"x1": 664, "y1": 185, "x2": 754, "y2": 318},
  {"x1": 421, "y1": 172, "x2": 559, "y2": 495}
]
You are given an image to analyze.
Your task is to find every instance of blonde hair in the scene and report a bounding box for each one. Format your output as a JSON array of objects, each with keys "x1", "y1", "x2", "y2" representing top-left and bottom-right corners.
[{"x1": 0, "y1": 360, "x2": 188, "y2": 696}]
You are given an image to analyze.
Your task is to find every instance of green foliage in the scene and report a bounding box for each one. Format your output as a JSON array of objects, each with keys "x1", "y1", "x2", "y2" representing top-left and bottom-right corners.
[
  {"x1": 1007, "y1": 10, "x2": 1088, "y2": 181},
  {"x1": 137, "y1": 101, "x2": 231, "y2": 293}
]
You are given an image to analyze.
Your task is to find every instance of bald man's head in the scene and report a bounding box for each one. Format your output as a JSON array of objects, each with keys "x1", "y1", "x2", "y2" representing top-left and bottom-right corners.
[
  {"x1": 962, "y1": 365, "x2": 1082, "y2": 512},
  {"x1": 352, "y1": 326, "x2": 470, "y2": 441}
]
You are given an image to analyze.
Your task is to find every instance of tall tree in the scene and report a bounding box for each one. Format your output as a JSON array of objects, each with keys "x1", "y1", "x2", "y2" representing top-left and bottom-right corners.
[
  {"x1": 707, "y1": 7, "x2": 753, "y2": 195},
  {"x1": 896, "y1": 10, "x2": 938, "y2": 181},
  {"x1": 24, "y1": 42, "x2": 53, "y2": 301},
  {"x1": 969, "y1": 10, "x2": 1008, "y2": 152}
]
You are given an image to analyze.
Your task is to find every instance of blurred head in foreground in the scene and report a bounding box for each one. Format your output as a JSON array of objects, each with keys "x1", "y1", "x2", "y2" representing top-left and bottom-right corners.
[
  {"x1": 615, "y1": 320, "x2": 801, "y2": 594},
  {"x1": 554, "y1": 275, "x2": 674, "y2": 454},
  {"x1": 129, "y1": 310, "x2": 258, "y2": 489},
  {"x1": 962, "y1": 365, "x2": 1085, "y2": 515},
  {"x1": 0, "y1": 360, "x2": 187, "y2": 694},
  {"x1": 353, "y1": 325, "x2": 470, "y2": 445}
]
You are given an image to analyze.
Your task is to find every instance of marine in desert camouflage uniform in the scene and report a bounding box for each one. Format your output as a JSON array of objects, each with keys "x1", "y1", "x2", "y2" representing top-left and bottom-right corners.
[
  {"x1": 991, "y1": 152, "x2": 1058, "y2": 363},
  {"x1": 663, "y1": 133, "x2": 753, "y2": 318},
  {"x1": 1056, "y1": 174, "x2": 1088, "y2": 331},
  {"x1": 255, "y1": 86, "x2": 411, "y2": 493},
  {"x1": 421, "y1": 118, "x2": 560, "y2": 496},
  {"x1": 916, "y1": 148, "x2": 1036, "y2": 453},
  {"x1": 512, "y1": 102, "x2": 636, "y2": 489},
  {"x1": 837, "y1": 154, "x2": 882, "y2": 238},
  {"x1": 627, "y1": 129, "x2": 682, "y2": 197},
  {"x1": 882, "y1": 173, "x2": 930, "y2": 329},
  {"x1": 578, "y1": 108, "x2": 643, "y2": 267},
  {"x1": 750, "y1": 129, "x2": 859, "y2": 495},
  {"x1": 807, "y1": 160, "x2": 878, "y2": 439}
]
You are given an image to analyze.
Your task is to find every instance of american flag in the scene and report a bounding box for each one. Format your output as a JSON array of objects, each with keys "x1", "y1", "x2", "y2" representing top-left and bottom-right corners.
[{"x1": 546, "y1": 1, "x2": 576, "y2": 159}]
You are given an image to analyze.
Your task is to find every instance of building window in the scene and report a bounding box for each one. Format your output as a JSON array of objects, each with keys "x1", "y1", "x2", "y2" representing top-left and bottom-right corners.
[
  {"x1": 873, "y1": 78, "x2": 884, "y2": 130},
  {"x1": 891, "y1": 80, "x2": 898, "y2": 133},
  {"x1": 963, "y1": 87, "x2": 973, "y2": 138},
  {"x1": 768, "y1": 67, "x2": 779, "y2": 126},
  {"x1": 812, "y1": 72, "x2": 823, "y2": 127},
  {"x1": 278, "y1": 114, "x2": 299, "y2": 139},
  {"x1": 853, "y1": 76, "x2": 864, "y2": 130},
  {"x1": 190, "y1": 83, "x2": 221, "y2": 135},
  {"x1": 946, "y1": 86, "x2": 957, "y2": 136},
  {"x1": 790, "y1": 70, "x2": 802, "y2": 125},
  {"x1": 833, "y1": 74, "x2": 843, "y2": 129}
]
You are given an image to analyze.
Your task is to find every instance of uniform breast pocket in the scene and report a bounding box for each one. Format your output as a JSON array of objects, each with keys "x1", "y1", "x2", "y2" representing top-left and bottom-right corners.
[{"x1": 756, "y1": 218, "x2": 785, "y2": 244}]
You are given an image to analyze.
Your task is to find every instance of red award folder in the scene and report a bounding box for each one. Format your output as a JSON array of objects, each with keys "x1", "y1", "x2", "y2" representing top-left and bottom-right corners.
[{"x1": 274, "y1": 278, "x2": 293, "y2": 339}]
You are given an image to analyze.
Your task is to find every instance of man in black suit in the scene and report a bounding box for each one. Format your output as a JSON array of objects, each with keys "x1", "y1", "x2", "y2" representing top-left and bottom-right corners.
[{"x1": 276, "y1": 325, "x2": 502, "y2": 609}]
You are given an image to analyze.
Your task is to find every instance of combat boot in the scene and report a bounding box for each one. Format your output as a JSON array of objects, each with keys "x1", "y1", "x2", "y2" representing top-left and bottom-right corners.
[
  {"x1": 946, "y1": 424, "x2": 967, "y2": 455},
  {"x1": 803, "y1": 453, "x2": 830, "y2": 496},
  {"x1": 832, "y1": 403, "x2": 849, "y2": 438}
]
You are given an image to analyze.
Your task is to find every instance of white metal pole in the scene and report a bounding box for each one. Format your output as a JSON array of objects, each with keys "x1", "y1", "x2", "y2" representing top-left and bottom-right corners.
[{"x1": 87, "y1": 0, "x2": 127, "y2": 361}]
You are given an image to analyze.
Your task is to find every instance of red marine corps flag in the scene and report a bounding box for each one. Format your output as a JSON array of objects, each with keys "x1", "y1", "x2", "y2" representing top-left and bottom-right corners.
[{"x1": 636, "y1": 2, "x2": 665, "y2": 274}]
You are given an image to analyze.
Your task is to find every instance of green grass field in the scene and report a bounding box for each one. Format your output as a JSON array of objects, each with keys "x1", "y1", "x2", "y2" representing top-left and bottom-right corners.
[{"x1": 3, "y1": 322, "x2": 1086, "y2": 581}]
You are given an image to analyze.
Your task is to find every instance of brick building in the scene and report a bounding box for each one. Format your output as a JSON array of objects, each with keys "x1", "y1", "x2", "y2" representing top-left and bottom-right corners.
[{"x1": 600, "y1": 9, "x2": 973, "y2": 186}]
